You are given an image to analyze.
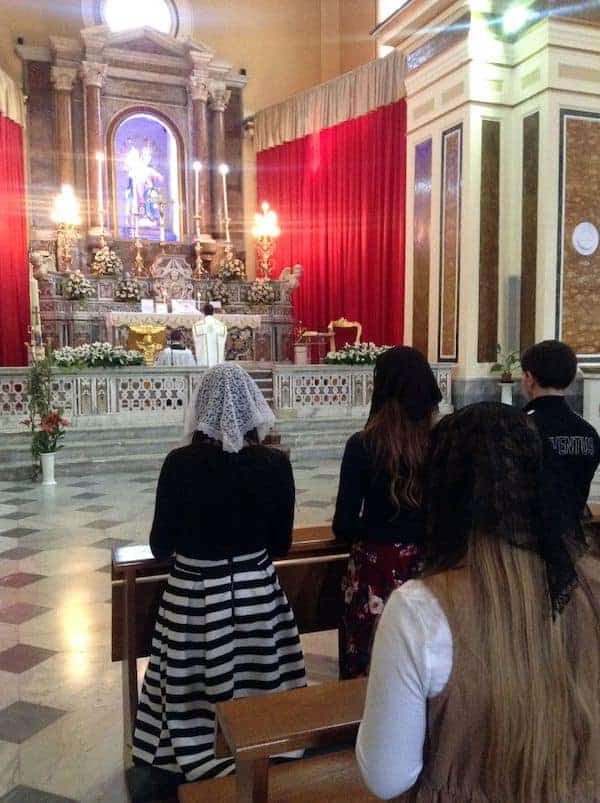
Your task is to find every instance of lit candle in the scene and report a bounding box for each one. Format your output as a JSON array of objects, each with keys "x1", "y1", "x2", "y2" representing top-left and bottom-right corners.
[
  {"x1": 133, "y1": 211, "x2": 139, "y2": 239},
  {"x1": 193, "y1": 161, "x2": 202, "y2": 239},
  {"x1": 219, "y1": 163, "x2": 230, "y2": 242},
  {"x1": 96, "y1": 152, "x2": 105, "y2": 234}
]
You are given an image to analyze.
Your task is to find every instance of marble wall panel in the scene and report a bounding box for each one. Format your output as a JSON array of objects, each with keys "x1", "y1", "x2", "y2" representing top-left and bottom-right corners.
[
  {"x1": 520, "y1": 112, "x2": 539, "y2": 351},
  {"x1": 559, "y1": 112, "x2": 600, "y2": 357},
  {"x1": 438, "y1": 125, "x2": 462, "y2": 362},
  {"x1": 478, "y1": 119, "x2": 500, "y2": 362},
  {"x1": 25, "y1": 62, "x2": 58, "y2": 231},
  {"x1": 412, "y1": 139, "x2": 433, "y2": 356}
]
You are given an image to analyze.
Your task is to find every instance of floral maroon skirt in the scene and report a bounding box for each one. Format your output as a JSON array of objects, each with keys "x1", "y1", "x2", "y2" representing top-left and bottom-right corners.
[{"x1": 339, "y1": 540, "x2": 422, "y2": 679}]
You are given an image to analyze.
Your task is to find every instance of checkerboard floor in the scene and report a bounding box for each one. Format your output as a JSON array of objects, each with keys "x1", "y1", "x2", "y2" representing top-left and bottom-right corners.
[{"x1": 0, "y1": 457, "x2": 342, "y2": 802}]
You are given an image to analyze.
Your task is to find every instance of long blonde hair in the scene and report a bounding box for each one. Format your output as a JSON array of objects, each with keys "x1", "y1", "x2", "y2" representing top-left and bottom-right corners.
[
  {"x1": 424, "y1": 403, "x2": 597, "y2": 802},
  {"x1": 465, "y1": 535, "x2": 595, "y2": 802}
]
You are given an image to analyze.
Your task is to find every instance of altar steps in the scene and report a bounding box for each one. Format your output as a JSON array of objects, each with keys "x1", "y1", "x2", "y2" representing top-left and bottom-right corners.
[{"x1": 0, "y1": 416, "x2": 359, "y2": 481}]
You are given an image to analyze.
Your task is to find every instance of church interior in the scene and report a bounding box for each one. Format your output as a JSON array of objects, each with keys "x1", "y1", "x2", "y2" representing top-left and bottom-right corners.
[{"x1": 0, "y1": 0, "x2": 599, "y2": 801}]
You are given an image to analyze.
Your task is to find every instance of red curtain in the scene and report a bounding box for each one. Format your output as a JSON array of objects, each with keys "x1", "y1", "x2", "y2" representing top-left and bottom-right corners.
[
  {"x1": 257, "y1": 99, "x2": 406, "y2": 346},
  {"x1": 0, "y1": 113, "x2": 29, "y2": 366}
]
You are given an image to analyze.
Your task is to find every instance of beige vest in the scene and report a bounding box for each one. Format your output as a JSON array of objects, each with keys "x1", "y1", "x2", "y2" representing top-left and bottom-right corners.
[{"x1": 398, "y1": 555, "x2": 600, "y2": 803}]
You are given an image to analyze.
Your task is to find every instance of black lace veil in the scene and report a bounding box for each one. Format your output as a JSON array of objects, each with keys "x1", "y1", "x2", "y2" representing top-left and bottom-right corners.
[{"x1": 424, "y1": 402, "x2": 588, "y2": 615}]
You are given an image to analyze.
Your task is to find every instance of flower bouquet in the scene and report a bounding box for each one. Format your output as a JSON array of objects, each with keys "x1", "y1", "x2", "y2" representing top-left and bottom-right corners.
[
  {"x1": 53, "y1": 342, "x2": 144, "y2": 368},
  {"x1": 62, "y1": 270, "x2": 94, "y2": 301},
  {"x1": 247, "y1": 278, "x2": 276, "y2": 306},
  {"x1": 22, "y1": 351, "x2": 70, "y2": 482},
  {"x1": 216, "y1": 256, "x2": 246, "y2": 282},
  {"x1": 324, "y1": 343, "x2": 390, "y2": 365},
  {"x1": 91, "y1": 245, "x2": 123, "y2": 276},
  {"x1": 114, "y1": 277, "x2": 141, "y2": 303},
  {"x1": 207, "y1": 278, "x2": 230, "y2": 306},
  {"x1": 22, "y1": 410, "x2": 70, "y2": 457}
]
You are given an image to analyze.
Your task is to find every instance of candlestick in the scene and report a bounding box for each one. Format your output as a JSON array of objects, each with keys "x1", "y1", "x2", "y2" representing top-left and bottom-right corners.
[
  {"x1": 219, "y1": 163, "x2": 231, "y2": 242},
  {"x1": 134, "y1": 236, "x2": 144, "y2": 277},
  {"x1": 96, "y1": 152, "x2": 105, "y2": 234},
  {"x1": 193, "y1": 161, "x2": 202, "y2": 238}
]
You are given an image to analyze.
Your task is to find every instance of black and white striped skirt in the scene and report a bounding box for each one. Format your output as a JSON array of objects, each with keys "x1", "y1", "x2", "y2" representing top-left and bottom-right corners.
[{"x1": 132, "y1": 550, "x2": 306, "y2": 781}]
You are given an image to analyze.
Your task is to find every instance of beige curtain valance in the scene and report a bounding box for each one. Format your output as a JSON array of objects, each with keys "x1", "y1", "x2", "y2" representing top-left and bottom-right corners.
[
  {"x1": 254, "y1": 50, "x2": 406, "y2": 152},
  {"x1": 0, "y1": 66, "x2": 26, "y2": 127}
]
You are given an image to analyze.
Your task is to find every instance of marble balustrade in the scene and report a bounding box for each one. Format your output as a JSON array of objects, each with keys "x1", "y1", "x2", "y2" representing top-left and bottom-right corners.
[{"x1": 0, "y1": 364, "x2": 453, "y2": 432}]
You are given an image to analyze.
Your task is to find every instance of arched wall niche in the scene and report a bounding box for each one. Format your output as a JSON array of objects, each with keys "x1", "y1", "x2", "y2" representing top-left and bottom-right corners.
[{"x1": 106, "y1": 106, "x2": 187, "y2": 242}]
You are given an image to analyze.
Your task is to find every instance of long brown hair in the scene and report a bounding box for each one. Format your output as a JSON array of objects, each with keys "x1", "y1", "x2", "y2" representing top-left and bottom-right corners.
[
  {"x1": 424, "y1": 403, "x2": 597, "y2": 802},
  {"x1": 364, "y1": 346, "x2": 441, "y2": 510}
]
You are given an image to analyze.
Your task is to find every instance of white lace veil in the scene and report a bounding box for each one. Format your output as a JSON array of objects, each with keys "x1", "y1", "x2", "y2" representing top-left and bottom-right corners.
[{"x1": 182, "y1": 363, "x2": 276, "y2": 453}]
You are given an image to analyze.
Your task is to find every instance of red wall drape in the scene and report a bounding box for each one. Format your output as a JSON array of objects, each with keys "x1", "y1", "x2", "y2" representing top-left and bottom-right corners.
[
  {"x1": 257, "y1": 99, "x2": 406, "y2": 346},
  {"x1": 0, "y1": 114, "x2": 29, "y2": 366}
]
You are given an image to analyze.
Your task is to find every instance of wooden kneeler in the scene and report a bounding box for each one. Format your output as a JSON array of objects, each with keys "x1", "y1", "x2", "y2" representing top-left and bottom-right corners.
[{"x1": 177, "y1": 678, "x2": 379, "y2": 803}]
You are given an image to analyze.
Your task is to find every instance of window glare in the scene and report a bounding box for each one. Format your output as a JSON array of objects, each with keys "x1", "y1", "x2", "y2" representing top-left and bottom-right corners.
[
  {"x1": 104, "y1": 0, "x2": 173, "y2": 33},
  {"x1": 377, "y1": 0, "x2": 406, "y2": 23}
]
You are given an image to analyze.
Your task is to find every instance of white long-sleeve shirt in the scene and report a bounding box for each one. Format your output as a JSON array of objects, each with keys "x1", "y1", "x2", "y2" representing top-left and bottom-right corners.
[{"x1": 356, "y1": 580, "x2": 453, "y2": 800}]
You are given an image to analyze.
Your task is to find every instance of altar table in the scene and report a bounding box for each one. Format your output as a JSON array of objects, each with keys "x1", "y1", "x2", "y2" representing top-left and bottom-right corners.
[{"x1": 106, "y1": 311, "x2": 262, "y2": 331}]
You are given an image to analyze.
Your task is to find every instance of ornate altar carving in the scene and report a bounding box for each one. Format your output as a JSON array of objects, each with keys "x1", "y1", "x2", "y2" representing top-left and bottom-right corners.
[{"x1": 151, "y1": 255, "x2": 195, "y2": 300}]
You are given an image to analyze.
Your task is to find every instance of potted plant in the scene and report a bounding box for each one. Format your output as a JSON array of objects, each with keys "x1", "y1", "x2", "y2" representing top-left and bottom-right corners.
[
  {"x1": 491, "y1": 345, "x2": 521, "y2": 404},
  {"x1": 22, "y1": 351, "x2": 70, "y2": 484}
]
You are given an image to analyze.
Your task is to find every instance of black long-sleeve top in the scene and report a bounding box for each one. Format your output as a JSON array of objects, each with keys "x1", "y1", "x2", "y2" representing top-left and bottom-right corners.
[
  {"x1": 149, "y1": 440, "x2": 295, "y2": 560},
  {"x1": 332, "y1": 432, "x2": 425, "y2": 546},
  {"x1": 524, "y1": 395, "x2": 600, "y2": 517}
]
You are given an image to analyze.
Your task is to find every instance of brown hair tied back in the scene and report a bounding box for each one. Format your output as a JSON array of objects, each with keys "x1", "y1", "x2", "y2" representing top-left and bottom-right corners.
[{"x1": 364, "y1": 346, "x2": 442, "y2": 511}]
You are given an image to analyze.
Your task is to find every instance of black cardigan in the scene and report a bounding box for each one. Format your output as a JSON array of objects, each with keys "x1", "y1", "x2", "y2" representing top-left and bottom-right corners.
[
  {"x1": 332, "y1": 432, "x2": 425, "y2": 546},
  {"x1": 149, "y1": 441, "x2": 295, "y2": 560}
]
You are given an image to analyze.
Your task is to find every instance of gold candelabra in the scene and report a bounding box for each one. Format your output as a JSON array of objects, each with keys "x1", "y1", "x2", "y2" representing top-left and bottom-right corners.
[
  {"x1": 251, "y1": 202, "x2": 281, "y2": 278},
  {"x1": 51, "y1": 185, "x2": 81, "y2": 273},
  {"x1": 56, "y1": 223, "x2": 80, "y2": 273},
  {"x1": 134, "y1": 236, "x2": 146, "y2": 277}
]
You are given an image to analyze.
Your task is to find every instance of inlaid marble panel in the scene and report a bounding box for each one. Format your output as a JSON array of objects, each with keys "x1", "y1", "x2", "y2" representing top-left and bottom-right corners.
[
  {"x1": 559, "y1": 112, "x2": 600, "y2": 357},
  {"x1": 520, "y1": 112, "x2": 539, "y2": 351},
  {"x1": 478, "y1": 119, "x2": 500, "y2": 363},
  {"x1": 413, "y1": 139, "x2": 433, "y2": 356},
  {"x1": 438, "y1": 125, "x2": 462, "y2": 362}
]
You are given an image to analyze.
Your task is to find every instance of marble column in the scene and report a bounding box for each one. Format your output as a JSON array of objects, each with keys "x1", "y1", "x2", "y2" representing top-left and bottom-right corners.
[
  {"x1": 209, "y1": 85, "x2": 231, "y2": 240},
  {"x1": 81, "y1": 61, "x2": 108, "y2": 234},
  {"x1": 50, "y1": 66, "x2": 78, "y2": 188},
  {"x1": 188, "y1": 71, "x2": 212, "y2": 238}
]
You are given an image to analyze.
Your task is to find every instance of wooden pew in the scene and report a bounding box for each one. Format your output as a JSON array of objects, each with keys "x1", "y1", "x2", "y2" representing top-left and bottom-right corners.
[
  {"x1": 178, "y1": 678, "x2": 378, "y2": 803},
  {"x1": 111, "y1": 526, "x2": 349, "y2": 750}
]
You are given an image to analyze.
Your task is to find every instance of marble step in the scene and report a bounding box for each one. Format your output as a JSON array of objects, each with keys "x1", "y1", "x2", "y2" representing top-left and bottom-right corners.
[{"x1": 0, "y1": 418, "x2": 352, "y2": 480}]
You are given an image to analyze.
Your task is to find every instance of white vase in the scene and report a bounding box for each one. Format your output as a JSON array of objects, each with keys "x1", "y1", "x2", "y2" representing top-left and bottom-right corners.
[
  {"x1": 500, "y1": 382, "x2": 514, "y2": 405},
  {"x1": 40, "y1": 452, "x2": 57, "y2": 486}
]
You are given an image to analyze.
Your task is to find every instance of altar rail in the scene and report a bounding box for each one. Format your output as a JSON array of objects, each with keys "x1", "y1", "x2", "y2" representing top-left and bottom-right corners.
[
  {"x1": 0, "y1": 363, "x2": 453, "y2": 430},
  {"x1": 273, "y1": 363, "x2": 453, "y2": 419}
]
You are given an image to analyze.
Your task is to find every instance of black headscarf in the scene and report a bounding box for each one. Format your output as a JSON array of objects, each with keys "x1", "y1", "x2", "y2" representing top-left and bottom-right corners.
[
  {"x1": 424, "y1": 402, "x2": 587, "y2": 615},
  {"x1": 369, "y1": 346, "x2": 443, "y2": 422}
]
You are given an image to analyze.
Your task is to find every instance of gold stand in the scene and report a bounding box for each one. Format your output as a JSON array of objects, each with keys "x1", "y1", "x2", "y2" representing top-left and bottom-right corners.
[{"x1": 127, "y1": 324, "x2": 166, "y2": 366}]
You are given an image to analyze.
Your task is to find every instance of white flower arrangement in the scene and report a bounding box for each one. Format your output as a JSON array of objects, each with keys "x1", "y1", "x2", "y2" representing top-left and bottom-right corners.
[
  {"x1": 53, "y1": 343, "x2": 144, "y2": 368},
  {"x1": 217, "y1": 258, "x2": 246, "y2": 282},
  {"x1": 324, "y1": 342, "x2": 390, "y2": 365},
  {"x1": 207, "y1": 278, "x2": 230, "y2": 306},
  {"x1": 247, "y1": 278, "x2": 276, "y2": 306},
  {"x1": 114, "y1": 277, "x2": 141, "y2": 303},
  {"x1": 91, "y1": 245, "x2": 123, "y2": 276},
  {"x1": 62, "y1": 271, "x2": 94, "y2": 301}
]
